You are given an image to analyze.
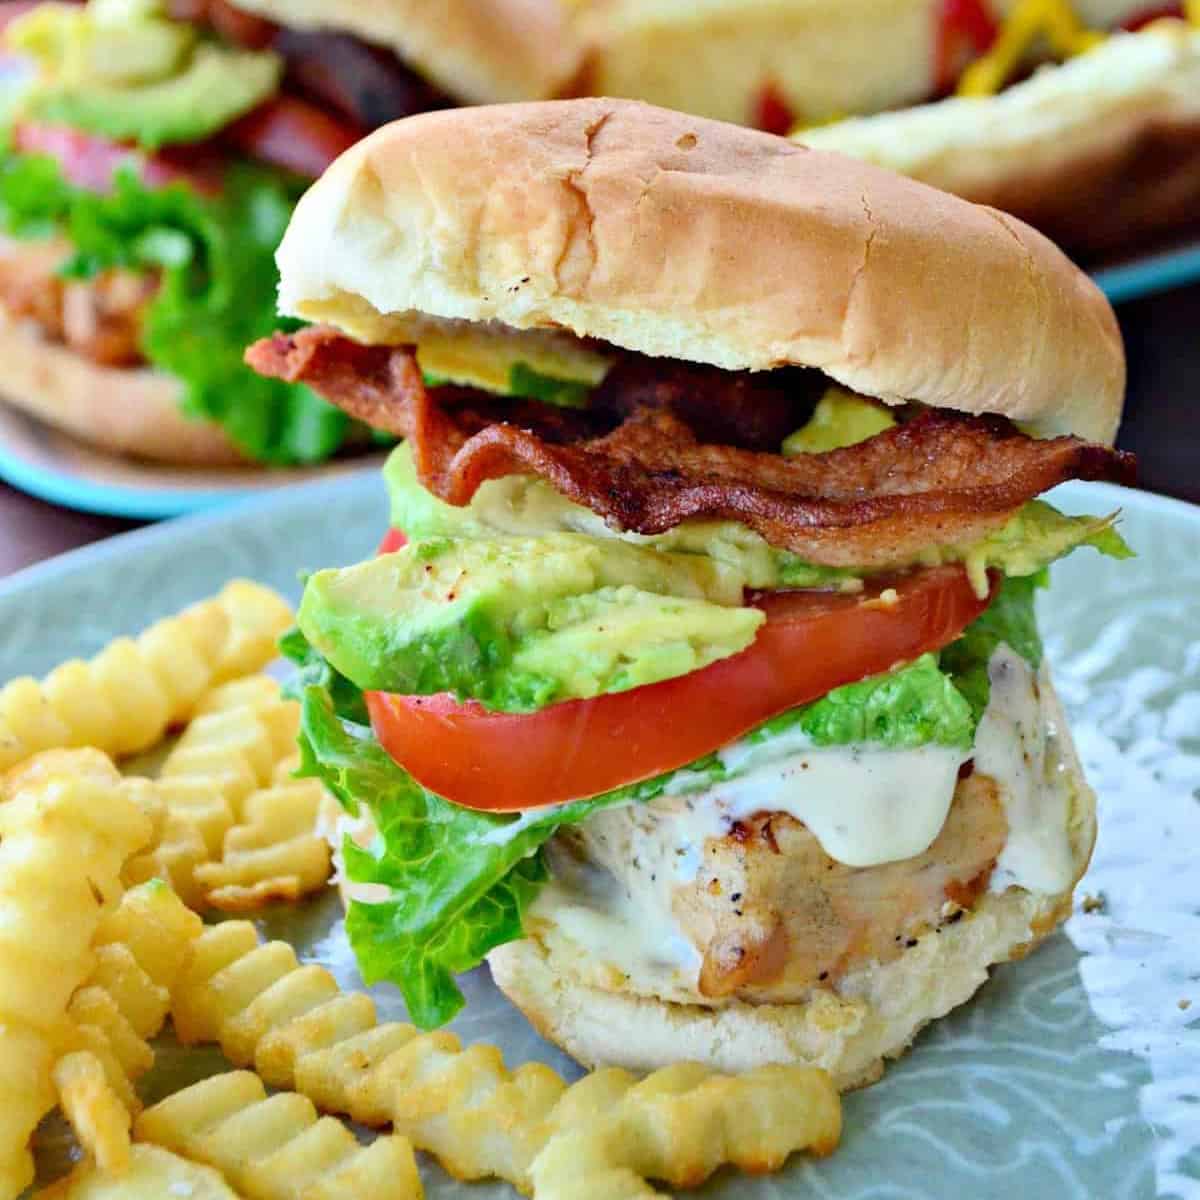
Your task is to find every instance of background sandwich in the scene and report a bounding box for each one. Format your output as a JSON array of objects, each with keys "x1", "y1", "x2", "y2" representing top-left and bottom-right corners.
[
  {"x1": 569, "y1": 0, "x2": 1200, "y2": 258},
  {"x1": 0, "y1": 0, "x2": 581, "y2": 465},
  {"x1": 248, "y1": 99, "x2": 1136, "y2": 1086}
]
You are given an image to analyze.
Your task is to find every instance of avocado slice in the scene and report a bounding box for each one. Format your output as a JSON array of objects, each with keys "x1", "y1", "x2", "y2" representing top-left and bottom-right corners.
[
  {"x1": 298, "y1": 534, "x2": 763, "y2": 712},
  {"x1": 26, "y1": 42, "x2": 281, "y2": 149}
]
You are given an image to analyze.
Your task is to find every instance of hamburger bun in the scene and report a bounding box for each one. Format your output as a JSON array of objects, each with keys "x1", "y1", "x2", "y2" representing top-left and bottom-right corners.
[
  {"x1": 275, "y1": 98, "x2": 1124, "y2": 444},
  {"x1": 233, "y1": 0, "x2": 584, "y2": 104},
  {"x1": 569, "y1": 0, "x2": 1169, "y2": 126},
  {"x1": 803, "y1": 24, "x2": 1200, "y2": 259},
  {"x1": 0, "y1": 310, "x2": 244, "y2": 466}
]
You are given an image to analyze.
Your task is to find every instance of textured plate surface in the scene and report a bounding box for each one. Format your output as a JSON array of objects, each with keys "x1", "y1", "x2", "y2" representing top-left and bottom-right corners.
[{"x1": 1, "y1": 475, "x2": 1196, "y2": 1199}]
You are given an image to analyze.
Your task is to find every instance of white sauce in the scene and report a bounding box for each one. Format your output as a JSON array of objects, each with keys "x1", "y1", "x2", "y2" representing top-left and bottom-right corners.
[
  {"x1": 977, "y1": 645, "x2": 1077, "y2": 895},
  {"x1": 318, "y1": 801, "x2": 391, "y2": 905},
  {"x1": 696, "y1": 743, "x2": 968, "y2": 869}
]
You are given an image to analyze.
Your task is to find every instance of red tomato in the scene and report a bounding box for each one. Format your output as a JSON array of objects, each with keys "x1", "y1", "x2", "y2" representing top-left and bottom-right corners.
[
  {"x1": 364, "y1": 545, "x2": 993, "y2": 811},
  {"x1": 13, "y1": 122, "x2": 225, "y2": 194},
  {"x1": 933, "y1": 0, "x2": 1000, "y2": 94},
  {"x1": 224, "y1": 96, "x2": 363, "y2": 179},
  {"x1": 752, "y1": 80, "x2": 796, "y2": 136}
]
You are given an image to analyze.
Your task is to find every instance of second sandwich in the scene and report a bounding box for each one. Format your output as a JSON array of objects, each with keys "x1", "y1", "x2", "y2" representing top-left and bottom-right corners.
[{"x1": 249, "y1": 100, "x2": 1136, "y2": 1087}]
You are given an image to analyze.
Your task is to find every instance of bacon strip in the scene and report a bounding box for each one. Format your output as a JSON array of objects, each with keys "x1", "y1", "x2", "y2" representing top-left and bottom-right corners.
[{"x1": 247, "y1": 327, "x2": 1136, "y2": 568}]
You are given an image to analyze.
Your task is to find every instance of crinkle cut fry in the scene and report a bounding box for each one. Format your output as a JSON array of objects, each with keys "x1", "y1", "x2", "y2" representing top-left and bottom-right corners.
[
  {"x1": 245, "y1": 328, "x2": 1135, "y2": 568},
  {"x1": 170, "y1": 922, "x2": 841, "y2": 1196},
  {"x1": 134, "y1": 1071, "x2": 422, "y2": 1200},
  {"x1": 34, "y1": 1142, "x2": 243, "y2": 1199},
  {"x1": 124, "y1": 677, "x2": 317, "y2": 910},
  {"x1": 0, "y1": 752, "x2": 155, "y2": 1200},
  {"x1": 0, "y1": 580, "x2": 293, "y2": 773}
]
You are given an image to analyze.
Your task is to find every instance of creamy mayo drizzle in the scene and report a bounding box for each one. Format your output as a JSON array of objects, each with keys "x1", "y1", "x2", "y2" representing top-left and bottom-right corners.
[{"x1": 977, "y1": 644, "x2": 1077, "y2": 894}]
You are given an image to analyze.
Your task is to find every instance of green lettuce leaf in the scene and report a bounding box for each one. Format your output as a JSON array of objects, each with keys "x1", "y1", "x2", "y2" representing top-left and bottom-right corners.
[
  {"x1": 940, "y1": 573, "x2": 1044, "y2": 721},
  {"x1": 279, "y1": 625, "x2": 369, "y2": 726},
  {"x1": 0, "y1": 151, "x2": 349, "y2": 464},
  {"x1": 751, "y1": 652, "x2": 975, "y2": 748}
]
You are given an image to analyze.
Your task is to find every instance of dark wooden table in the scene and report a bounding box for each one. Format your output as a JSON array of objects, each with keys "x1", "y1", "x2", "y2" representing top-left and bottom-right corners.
[{"x1": 1, "y1": 282, "x2": 1198, "y2": 580}]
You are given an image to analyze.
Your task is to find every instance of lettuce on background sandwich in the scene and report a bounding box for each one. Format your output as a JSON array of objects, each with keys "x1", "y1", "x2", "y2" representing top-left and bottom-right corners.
[
  {"x1": 0, "y1": 0, "x2": 580, "y2": 464},
  {"x1": 248, "y1": 99, "x2": 1136, "y2": 1086}
]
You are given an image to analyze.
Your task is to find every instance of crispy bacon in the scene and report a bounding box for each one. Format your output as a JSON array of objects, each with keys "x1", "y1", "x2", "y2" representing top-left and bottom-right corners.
[{"x1": 246, "y1": 327, "x2": 1136, "y2": 567}]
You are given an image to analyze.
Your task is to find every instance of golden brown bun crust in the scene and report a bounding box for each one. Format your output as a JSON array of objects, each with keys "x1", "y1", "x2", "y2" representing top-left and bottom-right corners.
[
  {"x1": 277, "y1": 99, "x2": 1124, "y2": 444},
  {"x1": 803, "y1": 25, "x2": 1200, "y2": 259},
  {"x1": 487, "y1": 676, "x2": 1095, "y2": 1087},
  {"x1": 232, "y1": 0, "x2": 583, "y2": 103},
  {"x1": 0, "y1": 314, "x2": 245, "y2": 466}
]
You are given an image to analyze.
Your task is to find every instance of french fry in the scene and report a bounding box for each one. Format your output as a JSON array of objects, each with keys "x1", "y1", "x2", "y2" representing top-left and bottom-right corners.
[
  {"x1": 195, "y1": 778, "x2": 332, "y2": 912},
  {"x1": 529, "y1": 1128, "x2": 663, "y2": 1200},
  {"x1": 0, "y1": 582, "x2": 292, "y2": 773},
  {"x1": 0, "y1": 754, "x2": 154, "y2": 1200},
  {"x1": 35, "y1": 1142, "x2": 243, "y2": 1200},
  {"x1": 52, "y1": 1052, "x2": 132, "y2": 1176},
  {"x1": 53, "y1": 877, "x2": 204, "y2": 1176},
  {"x1": 134, "y1": 1072, "x2": 423, "y2": 1200},
  {"x1": 127, "y1": 678, "x2": 304, "y2": 910},
  {"x1": 207, "y1": 582, "x2": 295, "y2": 686},
  {"x1": 170, "y1": 923, "x2": 842, "y2": 1196}
]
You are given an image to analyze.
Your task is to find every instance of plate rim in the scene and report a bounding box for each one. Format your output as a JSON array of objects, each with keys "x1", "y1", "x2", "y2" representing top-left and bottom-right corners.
[{"x1": 0, "y1": 468, "x2": 381, "y2": 596}]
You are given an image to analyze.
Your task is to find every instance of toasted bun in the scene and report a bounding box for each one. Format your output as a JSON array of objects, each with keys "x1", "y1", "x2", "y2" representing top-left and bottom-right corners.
[
  {"x1": 232, "y1": 0, "x2": 583, "y2": 104},
  {"x1": 487, "y1": 674, "x2": 1096, "y2": 1088},
  {"x1": 276, "y1": 98, "x2": 1124, "y2": 443},
  {"x1": 803, "y1": 25, "x2": 1200, "y2": 259},
  {"x1": 571, "y1": 0, "x2": 1157, "y2": 126},
  {"x1": 0, "y1": 313, "x2": 244, "y2": 466}
]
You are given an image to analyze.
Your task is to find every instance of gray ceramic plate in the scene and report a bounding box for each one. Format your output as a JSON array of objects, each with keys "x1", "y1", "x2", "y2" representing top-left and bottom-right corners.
[{"x1": 2, "y1": 474, "x2": 1196, "y2": 1200}]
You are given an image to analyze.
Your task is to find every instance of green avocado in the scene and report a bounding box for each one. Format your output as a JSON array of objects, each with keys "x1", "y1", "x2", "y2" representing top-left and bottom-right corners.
[
  {"x1": 26, "y1": 43, "x2": 281, "y2": 149},
  {"x1": 9, "y1": 1, "x2": 282, "y2": 149},
  {"x1": 298, "y1": 534, "x2": 764, "y2": 712}
]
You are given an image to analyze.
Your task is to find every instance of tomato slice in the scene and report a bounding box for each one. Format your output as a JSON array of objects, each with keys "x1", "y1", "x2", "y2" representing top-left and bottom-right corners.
[
  {"x1": 364, "y1": 531, "x2": 992, "y2": 811},
  {"x1": 224, "y1": 96, "x2": 363, "y2": 179}
]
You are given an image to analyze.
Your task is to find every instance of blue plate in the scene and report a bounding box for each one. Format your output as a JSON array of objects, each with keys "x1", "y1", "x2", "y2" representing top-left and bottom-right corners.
[
  {"x1": 1092, "y1": 239, "x2": 1200, "y2": 306},
  {"x1": 2, "y1": 474, "x2": 1198, "y2": 1199},
  {"x1": 0, "y1": 403, "x2": 387, "y2": 520}
]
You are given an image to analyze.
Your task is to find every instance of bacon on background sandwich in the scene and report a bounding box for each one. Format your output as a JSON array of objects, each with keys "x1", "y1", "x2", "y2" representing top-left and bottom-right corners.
[
  {"x1": 250, "y1": 99, "x2": 1136, "y2": 1086},
  {"x1": 0, "y1": 0, "x2": 580, "y2": 465},
  {"x1": 569, "y1": 0, "x2": 1200, "y2": 259}
]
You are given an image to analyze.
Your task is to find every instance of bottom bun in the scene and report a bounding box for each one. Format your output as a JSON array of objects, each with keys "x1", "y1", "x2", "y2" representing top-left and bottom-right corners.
[
  {"x1": 0, "y1": 313, "x2": 245, "y2": 466},
  {"x1": 488, "y1": 675, "x2": 1095, "y2": 1090}
]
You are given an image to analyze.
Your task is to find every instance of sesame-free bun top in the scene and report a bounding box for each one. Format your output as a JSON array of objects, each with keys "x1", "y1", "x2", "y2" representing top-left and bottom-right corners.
[
  {"x1": 232, "y1": 0, "x2": 582, "y2": 103},
  {"x1": 275, "y1": 99, "x2": 1125, "y2": 444}
]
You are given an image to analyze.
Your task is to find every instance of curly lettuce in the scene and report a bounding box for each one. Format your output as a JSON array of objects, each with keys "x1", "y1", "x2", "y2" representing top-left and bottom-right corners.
[{"x1": 0, "y1": 150, "x2": 350, "y2": 464}]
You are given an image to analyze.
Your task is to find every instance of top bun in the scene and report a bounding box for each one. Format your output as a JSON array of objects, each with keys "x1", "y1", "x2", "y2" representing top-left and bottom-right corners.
[
  {"x1": 275, "y1": 99, "x2": 1125, "y2": 444},
  {"x1": 232, "y1": 0, "x2": 582, "y2": 104}
]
